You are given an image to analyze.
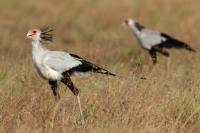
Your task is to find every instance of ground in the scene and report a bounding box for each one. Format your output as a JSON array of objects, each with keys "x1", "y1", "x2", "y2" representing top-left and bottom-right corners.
[{"x1": 0, "y1": 0, "x2": 200, "y2": 132}]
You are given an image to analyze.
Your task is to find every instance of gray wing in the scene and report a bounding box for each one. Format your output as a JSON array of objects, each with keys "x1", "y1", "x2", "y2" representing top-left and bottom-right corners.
[
  {"x1": 43, "y1": 51, "x2": 82, "y2": 72},
  {"x1": 140, "y1": 29, "x2": 167, "y2": 49}
]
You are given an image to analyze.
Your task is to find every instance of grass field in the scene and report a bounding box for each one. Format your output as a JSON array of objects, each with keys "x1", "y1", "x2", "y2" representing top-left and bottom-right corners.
[{"x1": 0, "y1": 0, "x2": 200, "y2": 132}]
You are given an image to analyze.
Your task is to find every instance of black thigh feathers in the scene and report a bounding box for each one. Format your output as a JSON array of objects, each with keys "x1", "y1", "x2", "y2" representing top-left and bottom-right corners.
[
  {"x1": 149, "y1": 45, "x2": 170, "y2": 64},
  {"x1": 160, "y1": 33, "x2": 196, "y2": 52}
]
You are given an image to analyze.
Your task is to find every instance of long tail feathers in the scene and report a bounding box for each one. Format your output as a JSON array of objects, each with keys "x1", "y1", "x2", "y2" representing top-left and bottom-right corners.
[
  {"x1": 95, "y1": 67, "x2": 146, "y2": 80},
  {"x1": 95, "y1": 68, "x2": 116, "y2": 76},
  {"x1": 184, "y1": 44, "x2": 196, "y2": 52}
]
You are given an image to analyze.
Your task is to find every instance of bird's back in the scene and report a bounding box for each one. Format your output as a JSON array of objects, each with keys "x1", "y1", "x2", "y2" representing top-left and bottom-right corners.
[
  {"x1": 42, "y1": 51, "x2": 82, "y2": 73},
  {"x1": 139, "y1": 29, "x2": 166, "y2": 49}
]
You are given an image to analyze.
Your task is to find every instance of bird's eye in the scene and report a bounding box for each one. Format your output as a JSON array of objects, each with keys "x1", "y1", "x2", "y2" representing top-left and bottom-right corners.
[{"x1": 32, "y1": 30, "x2": 37, "y2": 34}]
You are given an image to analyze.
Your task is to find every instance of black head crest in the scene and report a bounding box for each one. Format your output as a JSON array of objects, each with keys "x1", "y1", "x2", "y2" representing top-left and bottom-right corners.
[
  {"x1": 40, "y1": 27, "x2": 54, "y2": 43},
  {"x1": 135, "y1": 22, "x2": 145, "y2": 31}
]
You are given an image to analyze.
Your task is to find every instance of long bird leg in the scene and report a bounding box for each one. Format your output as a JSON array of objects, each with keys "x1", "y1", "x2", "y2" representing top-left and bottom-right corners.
[
  {"x1": 61, "y1": 75, "x2": 84, "y2": 122},
  {"x1": 166, "y1": 56, "x2": 171, "y2": 71},
  {"x1": 76, "y1": 94, "x2": 83, "y2": 119},
  {"x1": 154, "y1": 46, "x2": 171, "y2": 71},
  {"x1": 149, "y1": 48, "x2": 157, "y2": 71},
  {"x1": 49, "y1": 81, "x2": 60, "y2": 101}
]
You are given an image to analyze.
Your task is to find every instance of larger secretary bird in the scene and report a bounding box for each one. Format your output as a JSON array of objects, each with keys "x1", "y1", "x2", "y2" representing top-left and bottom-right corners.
[
  {"x1": 123, "y1": 19, "x2": 196, "y2": 68},
  {"x1": 26, "y1": 27, "x2": 116, "y2": 119}
]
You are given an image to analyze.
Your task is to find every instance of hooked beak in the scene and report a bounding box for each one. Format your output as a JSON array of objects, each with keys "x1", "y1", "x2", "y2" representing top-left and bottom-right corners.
[{"x1": 27, "y1": 33, "x2": 33, "y2": 37}]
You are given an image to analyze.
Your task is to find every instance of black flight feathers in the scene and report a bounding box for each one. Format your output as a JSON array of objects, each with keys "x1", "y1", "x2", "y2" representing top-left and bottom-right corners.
[
  {"x1": 65, "y1": 53, "x2": 116, "y2": 76},
  {"x1": 40, "y1": 27, "x2": 53, "y2": 43},
  {"x1": 160, "y1": 33, "x2": 196, "y2": 52}
]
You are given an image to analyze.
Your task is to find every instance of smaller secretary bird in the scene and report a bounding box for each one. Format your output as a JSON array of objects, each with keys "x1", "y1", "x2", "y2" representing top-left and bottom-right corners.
[
  {"x1": 123, "y1": 19, "x2": 196, "y2": 68},
  {"x1": 26, "y1": 27, "x2": 116, "y2": 120}
]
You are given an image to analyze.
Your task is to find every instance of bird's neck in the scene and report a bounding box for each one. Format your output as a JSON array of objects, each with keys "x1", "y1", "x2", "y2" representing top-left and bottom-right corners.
[
  {"x1": 129, "y1": 24, "x2": 141, "y2": 37},
  {"x1": 31, "y1": 40, "x2": 48, "y2": 65},
  {"x1": 32, "y1": 40, "x2": 48, "y2": 53}
]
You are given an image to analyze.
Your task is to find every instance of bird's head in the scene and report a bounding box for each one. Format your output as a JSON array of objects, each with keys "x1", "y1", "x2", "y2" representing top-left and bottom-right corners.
[
  {"x1": 27, "y1": 27, "x2": 53, "y2": 43},
  {"x1": 123, "y1": 18, "x2": 136, "y2": 27}
]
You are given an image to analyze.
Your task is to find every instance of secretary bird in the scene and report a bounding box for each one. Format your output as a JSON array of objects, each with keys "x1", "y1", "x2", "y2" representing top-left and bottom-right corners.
[
  {"x1": 26, "y1": 27, "x2": 116, "y2": 120},
  {"x1": 123, "y1": 19, "x2": 196, "y2": 68}
]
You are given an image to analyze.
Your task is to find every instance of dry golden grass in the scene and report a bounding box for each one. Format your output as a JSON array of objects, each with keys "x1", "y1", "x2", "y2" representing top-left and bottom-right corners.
[{"x1": 0, "y1": 0, "x2": 200, "y2": 132}]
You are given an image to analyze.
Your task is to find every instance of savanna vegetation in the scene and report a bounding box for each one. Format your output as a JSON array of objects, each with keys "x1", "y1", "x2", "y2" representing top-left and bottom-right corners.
[{"x1": 0, "y1": 0, "x2": 200, "y2": 132}]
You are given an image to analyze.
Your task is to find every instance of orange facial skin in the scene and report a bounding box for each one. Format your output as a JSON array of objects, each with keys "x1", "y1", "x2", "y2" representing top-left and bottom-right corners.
[{"x1": 31, "y1": 30, "x2": 37, "y2": 36}]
